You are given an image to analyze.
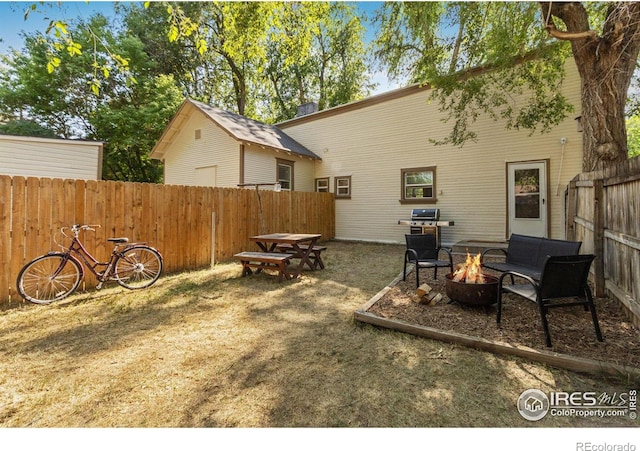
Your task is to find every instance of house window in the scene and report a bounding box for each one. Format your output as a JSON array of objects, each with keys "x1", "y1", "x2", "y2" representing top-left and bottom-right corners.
[
  {"x1": 401, "y1": 167, "x2": 436, "y2": 204},
  {"x1": 277, "y1": 158, "x2": 294, "y2": 191},
  {"x1": 315, "y1": 177, "x2": 329, "y2": 193},
  {"x1": 195, "y1": 129, "x2": 202, "y2": 140},
  {"x1": 335, "y1": 176, "x2": 351, "y2": 199}
]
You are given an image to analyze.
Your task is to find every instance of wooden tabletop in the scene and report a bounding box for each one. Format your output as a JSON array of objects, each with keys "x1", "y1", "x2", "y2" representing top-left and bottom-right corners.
[{"x1": 250, "y1": 233, "x2": 321, "y2": 244}]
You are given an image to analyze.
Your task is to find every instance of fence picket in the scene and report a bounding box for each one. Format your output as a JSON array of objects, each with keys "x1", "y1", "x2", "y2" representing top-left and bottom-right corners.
[
  {"x1": 10, "y1": 177, "x2": 27, "y2": 284},
  {"x1": 0, "y1": 177, "x2": 11, "y2": 300},
  {"x1": 36, "y1": 179, "x2": 53, "y2": 253}
]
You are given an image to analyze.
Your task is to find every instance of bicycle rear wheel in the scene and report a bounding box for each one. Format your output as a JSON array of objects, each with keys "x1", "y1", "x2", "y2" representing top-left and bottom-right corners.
[
  {"x1": 114, "y1": 246, "x2": 163, "y2": 289},
  {"x1": 16, "y1": 254, "x2": 83, "y2": 304}
]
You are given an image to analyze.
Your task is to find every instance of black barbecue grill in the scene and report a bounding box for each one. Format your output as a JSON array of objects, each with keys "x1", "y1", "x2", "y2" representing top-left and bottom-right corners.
[{"x1": 397, "y1": 208, "x2": 454, "y2": 247}]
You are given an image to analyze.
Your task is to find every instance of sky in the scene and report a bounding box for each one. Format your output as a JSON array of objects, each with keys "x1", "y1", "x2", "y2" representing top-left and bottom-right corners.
[
  {"x1": 0, "y1": 1, "x2": 118, "y2": 52},
  {"x1": 0, "y1": 1, "x2": 401, "y2": 94}
]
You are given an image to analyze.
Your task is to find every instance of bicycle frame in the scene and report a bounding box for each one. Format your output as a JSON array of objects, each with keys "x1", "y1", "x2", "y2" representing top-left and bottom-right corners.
[{"x1": 53, "y1": 233, "x2": 130, "y2": 287}]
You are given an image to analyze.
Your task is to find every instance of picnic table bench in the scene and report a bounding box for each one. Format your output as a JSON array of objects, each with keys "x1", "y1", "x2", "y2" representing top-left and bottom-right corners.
[
  {"x1": 276, "y1": 243, "x2": 327, "y2": 269},
  {"x1": 233, "y1": 251, "x2": 294, "y2": 283}
]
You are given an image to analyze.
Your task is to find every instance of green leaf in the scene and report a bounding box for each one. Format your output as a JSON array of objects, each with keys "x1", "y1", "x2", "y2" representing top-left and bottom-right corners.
[
  {"x1": 168, "y1": 25, "x2": 179, "y2": 42},
  {"x1": 197, "y1": 39, "x2": 207, "y2": 55},
  {"x1": 89, "y1": 79, "x2": 100, "y2": 95},
  {"x1": 67, "y1": 42, "x2": 82, "y2": 56},
  {"x1": 55, "y1": 22, "x2": 68, "y2": 35}
]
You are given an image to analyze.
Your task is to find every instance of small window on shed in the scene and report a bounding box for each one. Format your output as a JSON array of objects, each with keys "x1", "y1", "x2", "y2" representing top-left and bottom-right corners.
[{"x1": 195, "y1": 129, "x2": 202, "y2": 140}]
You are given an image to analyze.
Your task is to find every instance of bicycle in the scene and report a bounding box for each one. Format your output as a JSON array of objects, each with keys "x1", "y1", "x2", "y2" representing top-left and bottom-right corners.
[{"x1": 16, "y1": 224, "x2": 163, "y2": 304}]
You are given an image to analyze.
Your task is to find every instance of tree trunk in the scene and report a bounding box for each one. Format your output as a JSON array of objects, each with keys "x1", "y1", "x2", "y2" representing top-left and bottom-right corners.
[
  {"x1": 576, "y1": 45, "x2": 632, "y2": 171},
  {"x1": 540, "y1": 2, "x2": 640, "y2": 171}
]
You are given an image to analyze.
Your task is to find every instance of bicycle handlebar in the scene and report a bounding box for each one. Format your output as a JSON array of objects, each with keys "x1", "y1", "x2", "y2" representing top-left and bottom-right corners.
[{"x1": 68, "y1": 224, "x2": 101, "y2": 237}]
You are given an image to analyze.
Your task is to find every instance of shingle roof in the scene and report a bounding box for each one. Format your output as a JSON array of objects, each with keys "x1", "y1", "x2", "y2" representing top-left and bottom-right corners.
[{"x1": 189, "y1": 100, "x2": 320, "y2": 160}]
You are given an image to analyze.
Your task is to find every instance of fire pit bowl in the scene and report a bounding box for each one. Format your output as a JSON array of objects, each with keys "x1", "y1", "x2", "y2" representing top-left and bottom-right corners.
[{"x1": 445, "y1": 273, "x2": 499, "y2": 307}]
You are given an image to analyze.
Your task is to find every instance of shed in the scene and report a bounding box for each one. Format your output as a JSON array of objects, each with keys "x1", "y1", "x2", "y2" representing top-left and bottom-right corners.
[{"x1": 0, "y1": 134, "x2": 103, "y2": 180}]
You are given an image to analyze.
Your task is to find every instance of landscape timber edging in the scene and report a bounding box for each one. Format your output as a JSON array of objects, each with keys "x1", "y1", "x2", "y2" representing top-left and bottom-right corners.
[{"x1": 355, "y1": 265, "x2": 640, "y2": 381}]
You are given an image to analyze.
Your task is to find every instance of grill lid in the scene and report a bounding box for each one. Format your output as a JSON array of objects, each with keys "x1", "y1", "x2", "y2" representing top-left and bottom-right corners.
[{"x1": 411, "y1": 208, "x2": 439, "y2": 220}]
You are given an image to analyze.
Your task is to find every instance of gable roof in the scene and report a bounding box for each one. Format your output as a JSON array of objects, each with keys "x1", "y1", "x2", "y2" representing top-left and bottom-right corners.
[{"x1": 150, "y1": 99, "x2": 320, "y2": 160}]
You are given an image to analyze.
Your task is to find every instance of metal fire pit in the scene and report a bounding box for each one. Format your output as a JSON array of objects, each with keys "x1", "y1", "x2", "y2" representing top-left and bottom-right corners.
[{"x1": 445, "y1": 273, "x2": 499, "y2": 307}]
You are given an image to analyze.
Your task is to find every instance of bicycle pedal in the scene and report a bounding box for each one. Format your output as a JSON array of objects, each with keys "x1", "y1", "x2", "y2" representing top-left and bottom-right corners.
[{"x1": 96, "y1": 283, "x2": 103, "y2": 290}]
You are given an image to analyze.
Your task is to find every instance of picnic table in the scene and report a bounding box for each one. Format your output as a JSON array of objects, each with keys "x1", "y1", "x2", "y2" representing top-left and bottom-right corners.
[{"x1": 250, "y1": 233, "x2": 323, "y2": 279}]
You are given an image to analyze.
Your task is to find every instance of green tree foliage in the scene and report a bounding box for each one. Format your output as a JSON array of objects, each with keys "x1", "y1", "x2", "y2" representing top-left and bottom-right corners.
[
  {"x1": 375, "y1": 2, "x2": 640, "y2": 171},
  {"x1": 375, "y1": 2, "x2": 572, "y2": 145},
  {"x1": 123, "y1": 1, "x2": 372, "y2": 121},
  {"x1": 123, "y1": 2, "x2": 266, "y2": 116},
  {"x1": 0, "y1": 119, "x2": 58, "y2": 138},
  {"x1": 626, "y1": 116, "x2": 640, "y2": 158},
  {"x1": 0, "y1": 12, "x2": 183, "y2": 183},
  {"x1": 264, "y1": 2, "x2": 373, "y2": 122},
  {"x1": 91, "y1": 75, "x2": 184, "y2": 182},
  {"x1": 0, "y1": 31, "x2": 95, "y2": 138}
]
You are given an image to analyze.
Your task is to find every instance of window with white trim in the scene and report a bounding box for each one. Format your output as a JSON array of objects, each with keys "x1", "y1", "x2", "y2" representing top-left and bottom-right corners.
[
  {"x1": 335, "y1": 176, "x2": 351, "y2": 199},
  {"x1": 277, "y1": 158, "x2": 294, "y2": 191},
  {"x1": 315, "y1": 177, "x2": 329, "y2": 193}
]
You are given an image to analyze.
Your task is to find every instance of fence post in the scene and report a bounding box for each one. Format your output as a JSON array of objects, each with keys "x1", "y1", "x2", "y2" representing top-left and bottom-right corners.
[
  {"x1": 211, "y1": 211, "x2": 216, "y2": 268},
  {"x1": 566, "y1": 179, "x2": 577, "y2": 240},
  {"x1": 593, "y1": 178, "x2": 605, "y2": 297}
]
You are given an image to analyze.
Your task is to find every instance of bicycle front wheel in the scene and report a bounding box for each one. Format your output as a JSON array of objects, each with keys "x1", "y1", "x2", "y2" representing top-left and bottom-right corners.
[
  {"x1": 16, "y1": 254, "x2": 83, "y2": 304},
  {"x1": 114, "y1": 246, "x2": 163, "y2": 289}
]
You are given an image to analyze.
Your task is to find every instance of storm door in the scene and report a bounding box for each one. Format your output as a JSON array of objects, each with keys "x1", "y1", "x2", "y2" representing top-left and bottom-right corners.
[{"x1": 507, "y1": 161, "x2": 548, "y2": 237}]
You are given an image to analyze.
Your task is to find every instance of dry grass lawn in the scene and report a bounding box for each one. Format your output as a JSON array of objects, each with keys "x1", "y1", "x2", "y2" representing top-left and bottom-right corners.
[{"x1": 0, "y1": 241, "x2": 637, "y2": 428}]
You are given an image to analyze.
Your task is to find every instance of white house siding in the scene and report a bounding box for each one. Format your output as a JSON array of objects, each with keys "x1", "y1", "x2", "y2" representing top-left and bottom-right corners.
[
  {"x1": 163, "y1": 113, "x2": 240, "y2": 187},
  {"x1": 0, "y1": 135, "x2": 102, "y2": 180},
  {"x1": 243, "y1": 145, "x2": 315, "y2": 191},
  {"x1": 281, "y1": 62, "x2": 583, "y2": 245}
]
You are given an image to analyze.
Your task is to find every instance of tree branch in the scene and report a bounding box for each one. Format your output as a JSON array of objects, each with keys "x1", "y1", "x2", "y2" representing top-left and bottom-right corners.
[{"x1": 545, "y1": 22, "x2": 597, "y2": 41}]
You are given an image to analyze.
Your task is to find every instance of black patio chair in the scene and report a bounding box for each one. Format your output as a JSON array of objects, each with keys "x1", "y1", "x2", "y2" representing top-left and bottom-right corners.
[
  {"x1": 496, "y1": 254, "x2": 603, "y2": 347},
  {"x1": 403, "y1": 234, "x2": 453, "y2": 287}
]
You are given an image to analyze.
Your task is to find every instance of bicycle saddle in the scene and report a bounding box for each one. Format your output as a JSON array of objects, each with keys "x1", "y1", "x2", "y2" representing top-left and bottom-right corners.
[{"x1": 108, "y1": 237, "x2": 129, "y2": 244}]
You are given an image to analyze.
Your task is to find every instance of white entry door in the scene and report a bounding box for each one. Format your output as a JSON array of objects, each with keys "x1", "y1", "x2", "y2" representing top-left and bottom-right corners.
[{"x1": 507, "y1": 161, "x2": 548, "y2": 237}]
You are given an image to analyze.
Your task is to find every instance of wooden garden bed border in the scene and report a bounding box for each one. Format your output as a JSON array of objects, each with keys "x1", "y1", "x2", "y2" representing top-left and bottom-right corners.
[{"x1": 355, "y1": 266, "x2": 640, "y2": 381}]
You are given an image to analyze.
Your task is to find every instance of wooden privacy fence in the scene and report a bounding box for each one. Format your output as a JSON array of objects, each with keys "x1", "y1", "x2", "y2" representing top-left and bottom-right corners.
[
  {"x1": 0, "y1": 175, "x2": 335, "y2": 302},
  {"x1": 566, "y1": 155, "x2": 640, "y2": 325}
]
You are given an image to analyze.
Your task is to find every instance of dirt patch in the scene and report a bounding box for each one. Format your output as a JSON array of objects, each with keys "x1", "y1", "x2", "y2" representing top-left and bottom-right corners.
[{"x1": 366, "y1": 254, "x2": 640, "y2": 370}]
